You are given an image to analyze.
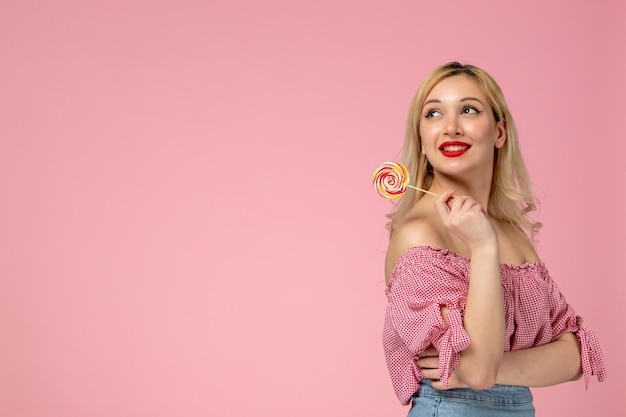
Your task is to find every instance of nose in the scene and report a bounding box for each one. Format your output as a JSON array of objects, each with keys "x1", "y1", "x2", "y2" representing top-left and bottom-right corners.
[{"x1": 444, "y1": 115, "x2": 462, "y2": 136}]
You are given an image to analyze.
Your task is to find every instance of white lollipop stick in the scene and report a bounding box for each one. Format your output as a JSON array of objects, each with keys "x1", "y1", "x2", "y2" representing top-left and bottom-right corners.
[{"x1": 406, "y1": 184, "x2": 439, "y2": 197}]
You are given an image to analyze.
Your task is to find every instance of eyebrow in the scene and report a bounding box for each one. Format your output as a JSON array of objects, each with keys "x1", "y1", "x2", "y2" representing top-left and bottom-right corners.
[{"x1": 424, "y1": 97, "x2": 484, "y2": 106}]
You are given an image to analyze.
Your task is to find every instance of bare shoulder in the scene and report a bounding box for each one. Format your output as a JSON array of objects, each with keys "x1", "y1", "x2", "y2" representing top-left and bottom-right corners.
[{"x1": 384, "y1": 214, "x2": 444, "y2": 284}]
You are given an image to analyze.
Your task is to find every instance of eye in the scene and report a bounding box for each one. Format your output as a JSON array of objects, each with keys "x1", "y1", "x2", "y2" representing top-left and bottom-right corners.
[
  {"x1": 461, "y1": 106, "x2": 481, "y2": 115},
  {"x1": 424, "y1": 109, "x2": 442, "y2": 118}
]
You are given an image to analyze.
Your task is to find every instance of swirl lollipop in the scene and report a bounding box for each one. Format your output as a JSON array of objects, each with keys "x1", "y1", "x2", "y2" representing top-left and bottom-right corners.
[{"x1": 372, "y1": 161, "x2": 439, "y2": 199}]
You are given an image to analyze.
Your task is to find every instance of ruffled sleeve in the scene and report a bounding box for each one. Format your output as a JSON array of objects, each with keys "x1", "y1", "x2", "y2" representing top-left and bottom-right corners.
[
  {"x1": 545, "y1": 275, "x2": 607, "y2": 387},
  {"x1": 383, "y1": 247, "x2": 471, "y2": 404}
]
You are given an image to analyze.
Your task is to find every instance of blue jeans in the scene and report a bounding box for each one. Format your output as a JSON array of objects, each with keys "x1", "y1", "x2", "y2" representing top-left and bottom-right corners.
[{"x1": 408, "y1": 379, "x2": 535, "y2": 417}]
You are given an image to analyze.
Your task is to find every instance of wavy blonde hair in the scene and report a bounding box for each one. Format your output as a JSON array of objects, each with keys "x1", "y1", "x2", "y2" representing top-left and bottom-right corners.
[{"x1": 388, "y1": 62, "x2": 541, "y2": 238}]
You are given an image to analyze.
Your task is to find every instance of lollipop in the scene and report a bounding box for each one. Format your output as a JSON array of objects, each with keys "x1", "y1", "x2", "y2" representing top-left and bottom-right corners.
[{"x1": 372, "y1": 161, "x2": 439, "y2": 199}]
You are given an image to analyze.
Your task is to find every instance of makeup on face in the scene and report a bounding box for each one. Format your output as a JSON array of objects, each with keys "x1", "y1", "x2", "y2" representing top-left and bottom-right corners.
[{"x1": 438, "y1": 140, "x2": 471, "y2": 157}]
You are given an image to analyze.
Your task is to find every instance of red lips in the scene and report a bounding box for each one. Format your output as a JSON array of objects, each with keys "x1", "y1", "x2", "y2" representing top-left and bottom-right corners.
[{"x1": 439, "y1": 141, "x2": 470, "y2": 157}]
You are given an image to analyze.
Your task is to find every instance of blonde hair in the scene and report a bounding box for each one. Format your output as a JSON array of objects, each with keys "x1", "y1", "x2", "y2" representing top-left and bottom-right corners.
[{"x1": 388, "y1": 62, "x2": 541, "y2": 238}]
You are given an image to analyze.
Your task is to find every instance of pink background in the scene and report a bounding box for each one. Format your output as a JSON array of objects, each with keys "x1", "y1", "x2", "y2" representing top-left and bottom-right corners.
[{"x1": 1, "y1": 1, "x2": 624, "y2": 416}]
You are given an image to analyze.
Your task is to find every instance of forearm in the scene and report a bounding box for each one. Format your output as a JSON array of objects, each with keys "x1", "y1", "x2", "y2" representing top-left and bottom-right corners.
[
  {"x1": 456, "y1": 244, "x2": 505, "y2": 389},
  {"x1": 497, "y1": 332, "x2": 582, "y2": 387}
]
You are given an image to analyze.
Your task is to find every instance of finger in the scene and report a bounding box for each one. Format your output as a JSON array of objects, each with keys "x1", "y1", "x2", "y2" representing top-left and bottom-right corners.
[
  {"x1": 421, "y1": 369, "x2": 439, "y2": 380},
  {"x1": 435, "y1": 189, "x2": 455, "y2": 220},
  {"x1": 448, "y1": 194, "x2": 470, "y2": 213},
  {"x1": 430, "y1": 380, "x2": 450, "y2": 391},
  {"x1": 455, "y1": 198, "x2": 487, "y2": 221},
  {"x1": 416, "y1": 357, "x2": 439, "y2": 369},
  {"x1": 456, "y1": 195, "x2": 477, "y2": 211},
  {"x1": 418, "y1": 347, "x2": 439, "y2": 358}
]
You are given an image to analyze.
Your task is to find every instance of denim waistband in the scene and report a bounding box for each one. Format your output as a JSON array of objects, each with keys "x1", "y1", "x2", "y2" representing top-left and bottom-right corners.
[{"x1": 415, "y1": 379, "x2": 533, "y2": 406}]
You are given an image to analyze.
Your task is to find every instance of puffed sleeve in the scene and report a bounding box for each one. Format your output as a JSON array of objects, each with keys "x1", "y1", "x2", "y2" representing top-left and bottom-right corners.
[
  {"x1": 383, "y1": 248, "x2": 471, "y2": 404},
  {"x1": 546, "y1": 275, "x2": 607, "y2": 388}
]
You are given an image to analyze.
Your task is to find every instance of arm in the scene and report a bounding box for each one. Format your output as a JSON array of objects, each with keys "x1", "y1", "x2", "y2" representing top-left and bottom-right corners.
[
  {"x1": 418, "y1": 332, "x2": 582, "y2": 390},
  {"x1": 496, "y1": 332, "x2": 582, "y2": 386},
  {"x1": 435, "y1": 192, "x2": 504, "y2": 390},
  {"x1": 454, "y1": 244, "x2": 504, "y2": 389}
]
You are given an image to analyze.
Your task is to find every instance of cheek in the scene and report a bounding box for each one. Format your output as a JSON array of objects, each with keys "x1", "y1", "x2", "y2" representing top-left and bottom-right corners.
[
  {"x1": 465, "y1": 121, "x2": 495, "y2": 141},
  {"x1": 418, "y1": 130, "x2": 430, "y2": 154},
  {"x1": 419, "y1": 124, "x2": 439, "y2": 144}
]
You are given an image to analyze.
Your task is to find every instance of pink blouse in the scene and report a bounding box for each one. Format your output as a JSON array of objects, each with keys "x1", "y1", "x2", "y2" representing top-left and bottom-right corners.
[{"x1": 383, "y1": 245, "x2": 607, "y2": 406}]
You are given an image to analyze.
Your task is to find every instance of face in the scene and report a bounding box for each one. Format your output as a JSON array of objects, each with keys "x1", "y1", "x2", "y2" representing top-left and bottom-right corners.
[{"x1": 419, "y1": 74, "x2": 506, "y2": 177}]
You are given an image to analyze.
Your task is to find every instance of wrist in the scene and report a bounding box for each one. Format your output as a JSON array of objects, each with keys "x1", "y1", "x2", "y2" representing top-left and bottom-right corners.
[{"x1": 468, "y1": 238, "x2": 499, "y2": 259}]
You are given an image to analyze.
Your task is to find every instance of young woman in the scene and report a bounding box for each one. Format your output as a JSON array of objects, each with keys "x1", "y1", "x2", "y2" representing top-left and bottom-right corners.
[{"x1": 382, "y1": 62, "x2": 606, "y2": 416}]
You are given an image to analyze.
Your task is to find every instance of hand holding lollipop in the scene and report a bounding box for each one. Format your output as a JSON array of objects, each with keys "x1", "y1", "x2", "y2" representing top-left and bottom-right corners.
[{"x1": 372, "y1": 161, "x2": 438, "y2": 199}]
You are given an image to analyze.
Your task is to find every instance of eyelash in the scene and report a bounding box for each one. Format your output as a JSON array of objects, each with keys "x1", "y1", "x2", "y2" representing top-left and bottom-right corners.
[
  {"x1": 423, "y1": 106, "x2": 482, "y2": 118},
  {"x1": 462, "y1": 106, "x2": 481, "y2": 115},
  {"x1": 423, "y1": 109, "x2": 440, "y2": 118}
]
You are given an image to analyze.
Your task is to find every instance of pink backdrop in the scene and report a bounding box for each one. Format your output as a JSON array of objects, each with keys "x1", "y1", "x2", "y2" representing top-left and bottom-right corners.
[{"x1": 1, "y1": 1, "x2": 624, "y2": 416}]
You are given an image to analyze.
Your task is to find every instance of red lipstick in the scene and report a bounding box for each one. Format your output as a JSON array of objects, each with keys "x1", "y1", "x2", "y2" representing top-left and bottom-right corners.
[{"x1": 439, "y1": 141, "x2": 470, "y2": 157}]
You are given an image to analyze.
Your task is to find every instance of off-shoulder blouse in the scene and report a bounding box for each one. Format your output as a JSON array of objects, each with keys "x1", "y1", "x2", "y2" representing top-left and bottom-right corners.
[{"x1": 382, "y1": 245, "x2": 607, "y2": 406}]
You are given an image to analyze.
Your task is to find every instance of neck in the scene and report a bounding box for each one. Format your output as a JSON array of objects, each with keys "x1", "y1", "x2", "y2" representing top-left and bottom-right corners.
[{"x1": 429, "y1": 171, "x2": 493, "y2": 208}]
